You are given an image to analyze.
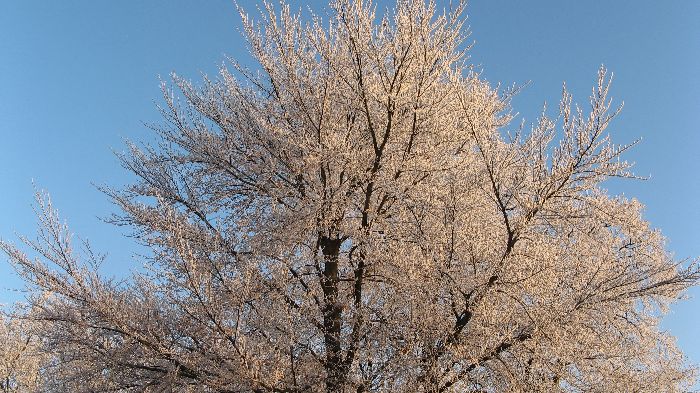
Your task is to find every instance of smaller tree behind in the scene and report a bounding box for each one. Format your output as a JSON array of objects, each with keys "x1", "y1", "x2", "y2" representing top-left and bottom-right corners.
[{"x1": 0, "y1": 311, "x2": 44, "y2": 393}]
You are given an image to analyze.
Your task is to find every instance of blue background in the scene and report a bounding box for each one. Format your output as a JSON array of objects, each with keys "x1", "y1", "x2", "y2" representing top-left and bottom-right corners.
[{"x1": 1, "y1": 0, "x2": 698, "y2": 369}]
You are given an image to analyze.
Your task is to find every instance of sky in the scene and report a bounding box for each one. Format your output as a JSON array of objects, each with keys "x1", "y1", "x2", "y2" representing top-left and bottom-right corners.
[{"x1": 1, "y1": 0, "x2": 699, "y2": 369}]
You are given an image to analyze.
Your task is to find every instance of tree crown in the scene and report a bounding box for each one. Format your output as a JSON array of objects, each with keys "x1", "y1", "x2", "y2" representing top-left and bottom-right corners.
[{"x1": 2, "y1": 1, "x2": 698, "y2": 392}]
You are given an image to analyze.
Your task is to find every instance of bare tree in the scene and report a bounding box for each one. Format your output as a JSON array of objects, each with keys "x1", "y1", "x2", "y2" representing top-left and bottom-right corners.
[
  {"x1": 0, "y1": 310, "x2": 44, "y2": 393},
  {"x1": 2, "y1": 0, "x2": 698, "y2": 391}
]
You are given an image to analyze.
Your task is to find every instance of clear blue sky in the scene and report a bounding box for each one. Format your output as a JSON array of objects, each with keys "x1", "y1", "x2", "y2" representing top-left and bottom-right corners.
[{"x1": 1, "y1": 0, "x2": 698, "y2": 368}]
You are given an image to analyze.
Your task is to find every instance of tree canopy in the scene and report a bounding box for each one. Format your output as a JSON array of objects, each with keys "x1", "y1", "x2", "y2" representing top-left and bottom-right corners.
[{"x1": 2, "y1": 1, "x2": 698, "y2": 392}]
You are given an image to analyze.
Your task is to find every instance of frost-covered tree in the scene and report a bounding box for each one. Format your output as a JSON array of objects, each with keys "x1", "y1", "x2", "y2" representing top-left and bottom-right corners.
[
  {"x1": 0, "y1": 312, "x2": 44, "y2": 393},
  {"x1": 2, "y1": 0, "x2": 698, "y2": 392}
]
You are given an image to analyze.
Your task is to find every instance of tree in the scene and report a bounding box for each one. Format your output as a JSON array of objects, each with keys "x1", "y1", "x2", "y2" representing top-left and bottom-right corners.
[
  {"x1": 1, "y1": 0, "x2": 698, "y2": 391},
  {"x1": 0, "y1": 311, "x2": 44, "y2": 393}
]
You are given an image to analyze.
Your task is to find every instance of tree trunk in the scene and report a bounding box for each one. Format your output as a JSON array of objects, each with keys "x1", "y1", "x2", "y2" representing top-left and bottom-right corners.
[{"x1": 320, "y1": 236, "x2": 344, "y2": 392}]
